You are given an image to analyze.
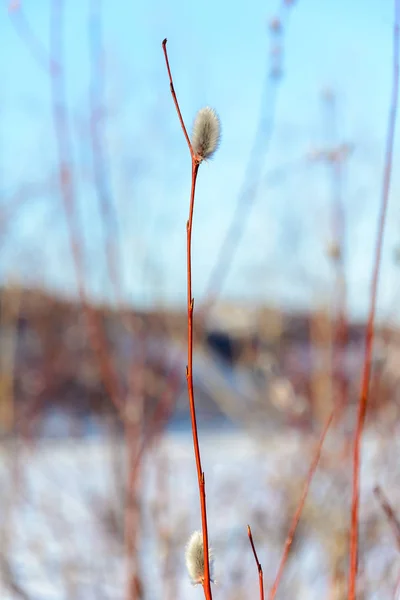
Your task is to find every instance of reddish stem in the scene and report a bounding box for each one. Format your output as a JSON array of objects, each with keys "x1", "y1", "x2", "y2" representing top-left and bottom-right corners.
[
  {"x1": 162, "y1": 39, "x2": 194, "y2": 159},
  {"x1": 186, "y1": 143, "x2": 212, "y2": 600},
  {"x1": 269, "y1": 410, "x2": 334, "y2": 599},
  {"x1": 247, "y1": 525, "x2": 265, "y2": 600},
  {"x1": 348, "y1": 3, "x2": 400, "y2": 598},
  {"x1": 162, "y1": 38, "x2": 212, "y2": 600}
]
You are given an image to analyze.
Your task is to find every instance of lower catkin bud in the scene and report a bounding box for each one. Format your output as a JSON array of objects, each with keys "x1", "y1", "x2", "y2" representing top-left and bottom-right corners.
[
  {"x1": 185, "y1": 530, "x2": 215, "y2": 585},
  {"x1": 191, "y1": 107, "x2": 221, "y2": 161}
]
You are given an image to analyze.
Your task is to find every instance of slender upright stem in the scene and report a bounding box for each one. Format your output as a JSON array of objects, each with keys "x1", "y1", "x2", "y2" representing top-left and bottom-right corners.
[
  {"x1": 185, "y1": 125, "x2": 212, "y2": 600},
  {"x1": 348, "y1": 3, "x2": 400, "y2": 597},
  {"x1": 247, "y1": 525, "x2": 265, "y2": 600},
  {"x1": 162, "y1": 39, "x2": 212, "y2": 600},
  {"x1": 186, "y1": 162, "x2": 201, "y2": 483}
]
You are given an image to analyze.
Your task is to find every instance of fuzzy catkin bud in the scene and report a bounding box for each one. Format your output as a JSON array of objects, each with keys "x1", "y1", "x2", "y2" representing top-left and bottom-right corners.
[
  {"x1": 191, "y1": 107, "x2": 221, "y2": 160},
  {"x1": 185, "y1": 530, "x2": 214, "y2": 585}
]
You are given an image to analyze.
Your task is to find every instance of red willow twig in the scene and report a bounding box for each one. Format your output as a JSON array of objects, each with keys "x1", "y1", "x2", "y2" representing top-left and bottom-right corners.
[
  {"x1": 247, "y1": 525, "x2": 265, "y2": 600},
  {"x1": 162, "y1": 38, "x2": 213, "y2": 600},
  {"x1": 348, "y1": 2, "x2": 400, "y2": 598},
  {"x1": 269, "y1": 410, "x2": 334, "y2": 599}
]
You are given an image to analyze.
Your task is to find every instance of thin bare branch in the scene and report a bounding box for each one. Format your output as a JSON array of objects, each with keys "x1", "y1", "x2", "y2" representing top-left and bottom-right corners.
[
  {"x1": 247, "y1": 525, "x2": 265, "y2": 600},
  {"x1": 348, "y1": 2, "x2": 400, "y2": 597}
]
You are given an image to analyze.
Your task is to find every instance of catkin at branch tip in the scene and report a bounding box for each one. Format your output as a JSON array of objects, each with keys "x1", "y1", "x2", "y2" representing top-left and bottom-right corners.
[
  {"x1": 191, "y1": 107, "x2": 221, "y2": 160},
  {"x1": 185, "y1": 530, "x2": 215, "y2": 585}
]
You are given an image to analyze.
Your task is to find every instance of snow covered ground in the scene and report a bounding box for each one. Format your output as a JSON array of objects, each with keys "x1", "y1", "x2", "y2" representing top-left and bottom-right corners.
[{"x1": 1, "y1": 424, "x2": 400, "y2": 599}]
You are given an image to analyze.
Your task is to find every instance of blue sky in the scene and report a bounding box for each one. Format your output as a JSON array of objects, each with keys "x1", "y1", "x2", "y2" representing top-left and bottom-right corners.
[{"x1": 0, "y1": 0, "x2": 399, "y2": 321}]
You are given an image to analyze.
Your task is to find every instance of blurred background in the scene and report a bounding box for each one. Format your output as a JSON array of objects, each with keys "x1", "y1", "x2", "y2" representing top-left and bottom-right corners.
[{"x1": 1, "y1": 0, "x2": 400, "y2": 598}]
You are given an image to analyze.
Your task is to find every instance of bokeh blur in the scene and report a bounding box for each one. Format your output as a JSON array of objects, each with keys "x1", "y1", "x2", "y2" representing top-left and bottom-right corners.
[{"x1": 1, "y1": 0, "x2": 400, "y2": 598}]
